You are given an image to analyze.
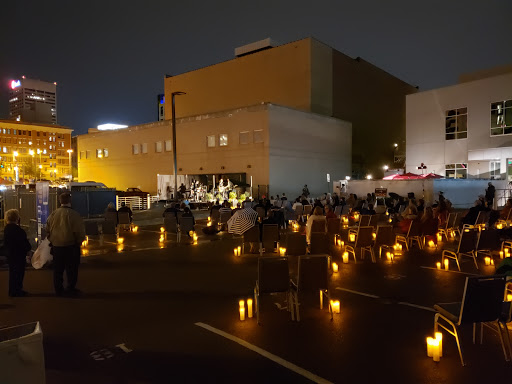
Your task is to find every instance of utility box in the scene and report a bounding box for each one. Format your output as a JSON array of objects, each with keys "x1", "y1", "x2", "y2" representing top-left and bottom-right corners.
[{"x1": 0, "y1": 322, "x2": 45, "y2": 384}]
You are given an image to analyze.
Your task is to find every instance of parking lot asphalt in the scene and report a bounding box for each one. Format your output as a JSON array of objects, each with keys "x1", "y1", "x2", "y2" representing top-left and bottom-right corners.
[{"x1": 1, "y1": 206, "x2": 512, "y2": 383}]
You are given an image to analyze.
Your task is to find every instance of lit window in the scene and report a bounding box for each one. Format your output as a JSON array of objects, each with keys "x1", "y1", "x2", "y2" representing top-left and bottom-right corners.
[
  {"x1": 132, "y1": 144, "x2": 139, "y2": 155},
  {"x1": 239, "y1": 131, "x2": 250, "y2": 145},
  {"x1": 103, "y1": 148, "x2": 108, "y2": 158},
  {"x1": 219, "y1": 134, "x2": 228, "y2": 146},
  {"x1": 254, "y1": 130, "x2": 264, "y2": 143},
  {"x1": 43, "y1": 149, "x2": 47, "y2": 154},
  {"x1": 445, "y1": 163, "x2": 467, "y2": 179},
  {"x1": 96, "y1": 149, "x2": 103, "y2": 158},
  {"x1": 207, "y1": 135, "x2": 216, "y2": 148},
  {"x1": 141, "y1": 143, "x2": 148, "y2": 154},
  {"x1": 445, "y1": 108, "x2": 467, "y2": 140},
  {"x1": 491, "y1": 100, "x2": 512, "y2": 136},
  {"x1": 165, "y1": 140, "x2": 172, "y2": 151},
  {"x1": 490, "y1": 161, "x2": 501, "y2": 179},
  {"x1": 155, "y1": 141, "x2": 163, "y2": 153},
  {"x1": 2, "y1": 147, "x2": 6, "y2": 153}
]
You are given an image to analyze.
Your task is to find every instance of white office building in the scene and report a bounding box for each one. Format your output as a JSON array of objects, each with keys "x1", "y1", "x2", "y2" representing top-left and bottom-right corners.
[
  {"x1": 8, "y1": 77, "x2": 57, "y2": 124},
  {"x1": 406, "y1": 66, "x2": 512, "y2": 180}
]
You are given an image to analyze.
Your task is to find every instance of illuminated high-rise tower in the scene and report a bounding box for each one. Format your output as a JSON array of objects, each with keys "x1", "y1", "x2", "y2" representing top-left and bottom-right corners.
[{"x1": 8, "y1": 76, "x2": 57, "y2": 124}]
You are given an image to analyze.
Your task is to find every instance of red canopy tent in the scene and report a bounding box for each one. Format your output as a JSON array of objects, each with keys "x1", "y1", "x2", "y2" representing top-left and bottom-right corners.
[{"x1": 383, "y1": 172, "x2": 422, "y2": 180}]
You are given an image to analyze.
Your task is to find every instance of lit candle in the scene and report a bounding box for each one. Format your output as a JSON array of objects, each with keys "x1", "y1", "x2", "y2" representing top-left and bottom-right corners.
[
  {"x1": 491, "y1": 259, "x2": 495, "y2": 266},
  {"x1": 279, "y1": 247, "x2": 286, "y2": 256},
  {"x1": 507, "y1": 294, "x2": 512, "y2": 302},
  {"x1": 159, "y1": 235, "x2": 164, "y2": 243},
  {"x1": 239, "y1": 307, "x2": 245, "y2": 321},
  {"x1": 388, "y1": 217, "x2": 392, "y2": 223},
  {"x1": 444, "y1": 259, "x2": 449, "y2": 270},
  {"x1": 437, "y1": 233, "x2": 442, "y2": 242},
  {"x1": 349, "y1": 233, "x2": 356, "y2": 242},
  {"x1": 497, "y1": 223, "x2": 503, "y2": 229},
  {"x1": 160, "y1": 227, "x2": 165, "y2": 233},
  {"x1": 436, "y1": 262, "x2": 441, "y2": 270},
  {"x1": 432, "y1": 338, "x2": 440, "y2": 362},
  {"x1": 485, "y1": 257, "x2": 490, "y2": 266},
  {"x1": 500, "y1": 251, "x2": 504, "y2": 259},
  {"x1": 117, "y1": 237, "x2": 124, "y2": 244},
  {"x1": 247, "y1": 299, "x2": 253, "y2": 318},
  {"x1": 133, "y1": 226, "x2": 139, "y2": 233},
  {"x1": 435, "y1": 332, "x2": 443, "y2": 357},
  {"x1": 331, "y1": 300, "x2": 340, "y2": 314},
  {"x1": 426, "y1": 337, "x2": 435, "y2": 357},
  {"x1": 117, "y1": 244, "x2": 124, "y2": 253},
  {"x1": 372, "y1": 232, "x2": 376, "y2": 240},
  {"x1": 234, "y1": 248, "x2": 239, "y2": 256},
  {"x1": 332, "y1": 263, "x2": 339, "y2": 273},
  {"x1": 238, "y1": 246, "x2": 242, "y2": 255},
  {"x1": 337, "y1": 239, "x2": 342, "y2": 246},
  {"x1": 428, "y1": 240, "x2": 435, "y2": 248},
  {"x1": 342, "y1": 252, "x2": 349, "y2": 264}
]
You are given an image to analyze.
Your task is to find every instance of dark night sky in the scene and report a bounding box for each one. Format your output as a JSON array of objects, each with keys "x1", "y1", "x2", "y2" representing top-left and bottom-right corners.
[{"x1": 2, "y1": 0, "x2": 512, "y2": 135}]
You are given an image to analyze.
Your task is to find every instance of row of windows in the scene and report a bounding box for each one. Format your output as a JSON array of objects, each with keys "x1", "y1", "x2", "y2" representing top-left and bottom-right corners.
[
  {"x1": 445, "y1": 99, "x2": 512, "y2": 140},
  {"x1": 0, "y1": 128, "x2": 65, "y2": 138},
  {"x1": 207, "y1": 130, "x2": 264, "y2": 148},
  {"x1": 133, "y1": 141, "x2": 172, "y2": 155},
  {"x1": 79, "y1": 149, "x2": 109, "y2": 159}
]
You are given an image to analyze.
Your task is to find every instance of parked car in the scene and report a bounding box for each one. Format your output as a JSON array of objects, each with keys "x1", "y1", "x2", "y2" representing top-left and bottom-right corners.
[{"x1": 117, "y1": 187, "x2": 149, "y2": 197}]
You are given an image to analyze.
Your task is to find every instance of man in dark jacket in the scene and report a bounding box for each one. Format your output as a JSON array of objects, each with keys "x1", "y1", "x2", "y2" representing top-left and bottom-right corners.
[{"x1": 4, "y1": 209, "x2": 31, "y2": 297}]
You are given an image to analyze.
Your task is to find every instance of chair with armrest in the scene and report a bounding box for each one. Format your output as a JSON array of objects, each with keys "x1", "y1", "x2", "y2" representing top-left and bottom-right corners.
[{"x1": 434, "y1": 275, "x2": 506, "y2": 366}]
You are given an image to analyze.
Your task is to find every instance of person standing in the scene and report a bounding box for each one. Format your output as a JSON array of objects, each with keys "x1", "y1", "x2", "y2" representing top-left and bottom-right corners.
[
  {"x1": 3, "y1": 209, "x2": 31, "y2": 297},
  {"x1": 46, "y1": 192, "x2": 86, "y2": 296},
  {"x1": 485, "y1": 182, "x2": 496, "y2": 208},
  {"x1": 302, "y1": 184, "x2": 310, "y2": 198}
]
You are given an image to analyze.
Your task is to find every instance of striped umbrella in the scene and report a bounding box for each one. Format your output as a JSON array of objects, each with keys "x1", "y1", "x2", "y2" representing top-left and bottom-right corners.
[{"x1": 227, "y1": 208, "x2": 258, "y2": 235}]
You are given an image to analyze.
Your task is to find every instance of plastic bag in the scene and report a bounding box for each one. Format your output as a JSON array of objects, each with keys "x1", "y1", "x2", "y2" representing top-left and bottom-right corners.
[{"x1": 31, "y1": 239, "x2": 52, "y2": 269}]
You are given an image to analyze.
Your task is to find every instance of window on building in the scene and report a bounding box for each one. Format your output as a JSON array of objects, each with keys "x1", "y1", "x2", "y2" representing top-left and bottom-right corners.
[
  {"x1": 239, "y1": 131, "x2": 250, "y2": 145},
  {"x1": 141, "y1": 143, "x2": 148, "y2": 154},
  {"x1": 132, "y1": 144, "x2": 139, "y2": 155},
  {"x1": 85, "y1": 150, "x2": 90, "y2": 159},
  {"x1": 207, "y1": 135, "x2": 216, "y2": 148},
  {"x1": 491, "y1": 100, "x2": 512, "y2": 136},
  {"x1": 445, "y1": 108, "x2": 467, "y2": 140},
  {"x1": 219, "y1": 134, "x2": 228, "y2": 146},
  {"x1": 490, "y1": 161, "x2": 501, "y2": 179},
  {"x1": 165, "y1": 140, "x2": 172, "y2": 151},
  {"x1": 155, "y1": 141, "x2": 162, "y2": 153},
  {"x1": 254, "y1": 130, "x2": 264, "y2": 143},
  {"x1": 80, "y1": 151, "x2": 84, "y2": 159},
  {"x1": 103, "y1": 148, "x2": 108, "y2": 158},
  {"x1": 37, "y1": 131, "x2": 40, "y2": 136},
  {"x1": 445, "y1": 163, "x2": 467, "y2": 179},
  {"x1": 96, "y1": 149, "x2": 103, "y2": 158}
]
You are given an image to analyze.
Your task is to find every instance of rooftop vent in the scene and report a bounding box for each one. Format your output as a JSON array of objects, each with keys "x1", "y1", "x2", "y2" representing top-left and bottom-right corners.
[{"x1": 235, "y1": 38, "x2": 277, "y2": 57}]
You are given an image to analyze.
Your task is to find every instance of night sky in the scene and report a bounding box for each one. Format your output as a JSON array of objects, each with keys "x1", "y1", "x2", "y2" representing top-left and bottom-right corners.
[{"x1": 2, "y1": 0, "x2": 511, "y2": 135}]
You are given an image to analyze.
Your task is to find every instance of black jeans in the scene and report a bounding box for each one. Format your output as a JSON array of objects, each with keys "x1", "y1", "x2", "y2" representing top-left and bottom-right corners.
[
  {"x1": 8, "y1": 258, "x2": 26, "y2": 296},
  {"x1": 52, "y1": 245, "x2": 80, "y2": 293}
]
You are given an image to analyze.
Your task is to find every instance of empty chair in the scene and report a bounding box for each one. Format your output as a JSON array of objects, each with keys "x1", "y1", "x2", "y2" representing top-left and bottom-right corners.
[
  {"x1": 180, "y1": 217, "x2": 195, "y2": 237},
  {"x1": 310, "y1": 232, "x2": 329, "y2": 255},
  {"x1": 348, "y1": 214, "x2": 371, "y2": 241},
  {"x1": 291, "y1": 255, "x2": 332, "y2": 322},
  {"x1": 164, "y1": 215, "x2": 180, "y2": 241},
  {"x1": 334, "y1": 205, "x2": 343, "y2": 217},
  {"x1": 102, "y1": 220, "x2": 117, "y2": 235},
  {"x1": 84, "y1": 221, "x2": 99, "y2": 236},
  {"x1": 442, "y1": 229, "x2": 478, "y2": 271},
  {"x1": 434, "y1": 275, "x2": 506, "y2": 366},
  {"x1": 286, "y1": 233, "x2": 307, "y2": 256},
  {"x1": 262, "y1": 224, "x2": 280, "y2": 253},
  {"x1": 395, "y1": 220, "x2": 423, "y2": 250},
  {"x1": 294, "y1": 205, "x2": 304, "y2": 221},
  {"x1": 242, "y1": 225, "x2": 261, "y2": 255},
  {"x1": 438, "y1": 212, "x2": 455, "y2": 241},
  {"x1": 345, "y1": 226, "x2": 374, "y2": 263},
  {"x1": 219, "y1": 211, "x2": 232, "y2": 230},
  {"x1": 374, "y1": 225, "x2": 395, "y2": 258},
  {"x1": 254, "y1": 256, "x2": 294, "y2": 324},
  {"x1": 369, "y1": 214, "x2": 380, "y2": 230}
]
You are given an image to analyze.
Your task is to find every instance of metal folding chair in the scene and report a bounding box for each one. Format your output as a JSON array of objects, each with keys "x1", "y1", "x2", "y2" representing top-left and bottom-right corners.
[
  {"x1": 242, "y1": 225, "x2": 261, "y2": 255},
  {"x1": 434, "y1": 275, "x2": 506, "y2": 366},
  {"x1": 254, "y1": 256, "x2": 295, "y2": 324},
  {"x1": 164, "y1": 215, "x2": 180, "y2": 241},
  {"x1": 262, "y1": 224, "x2": 279, "y2": 253},
  {"x1": 374, "y1": 225, "x2": 395, "y2": 258},
  {"x1": 291, "y1": 254, "x2": 332, "y2": 322},
  {"x1": 345, "y1": 226, "x2": 374, "y2": 263},
  {"x1": 442, "y1": 229, "x2": 478, "y2": 271},
  {"x1": 285, "y1": 233, "x2": 307, "y2": 256}
]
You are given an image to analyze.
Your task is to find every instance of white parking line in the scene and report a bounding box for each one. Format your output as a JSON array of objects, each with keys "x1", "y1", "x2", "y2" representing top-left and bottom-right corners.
[
  {"x1": 195, "y1": 322, "x2": 333, "y2": 384},
  {"x1": 335, "y1": 287, "x2": 380, "y2": 298},
  {"x1": 396, "y1": 302, "x2": 436, "y2": 312}
]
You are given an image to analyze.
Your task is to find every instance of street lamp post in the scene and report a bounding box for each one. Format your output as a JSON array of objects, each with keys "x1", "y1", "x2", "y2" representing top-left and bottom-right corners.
[
  {"x1": 171, "y1": 91, "x2": 186, "y2": 201},
  {"x1": 13, "y1": 151, "x2": 18, "y2": 182},
  {"x1": 67, "y1": 149, "x2": 73, "y2": 181}
]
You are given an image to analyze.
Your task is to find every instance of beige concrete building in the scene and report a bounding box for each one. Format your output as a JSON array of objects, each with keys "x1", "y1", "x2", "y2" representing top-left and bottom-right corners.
[
  {"x1": 77, "y1": 103, "x2": 351, "y2": 197},
  {"x1": 164, "y1": 37, "x2": 416, "y2": 178},
  {"x1": 0, "y1": 120, "x2": 72, "y2": 182}
]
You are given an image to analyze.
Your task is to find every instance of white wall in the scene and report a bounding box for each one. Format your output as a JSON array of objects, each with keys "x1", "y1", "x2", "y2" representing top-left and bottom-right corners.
[
  {"x1": 267, "y1": 104, "x2": 352, "y2": 199},
  {"x1": 406, "y1": 72, "x2": 512, "y2": 178}
]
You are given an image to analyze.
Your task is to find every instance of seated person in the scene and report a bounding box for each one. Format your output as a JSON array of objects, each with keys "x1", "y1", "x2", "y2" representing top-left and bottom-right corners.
[
  {"x1": 105, "y1": 202, "x2": 117, "y2": 214},
  {"x1": 262, "y1": 210, "x2": 278, "y2": 225},
  {"x1": 360, "y1": 203, "x2": 376, "y2": 216},
  {"x1": 306, "y1": 206, "x2": 326, "y2": 244},
  {"x1": 324, "y1": 204, "x2": 337, "y2": 219},
  {"x1": 421, "y1": 206, "x2": 438, "y2": 241},
  {"x1": 181, "y1": 206, "x2": 195, "y2": 228},
  {"x1": 500, "y1": 198, "x2": 512, "y2": 220},
  {"x1": 210, "y1": 200, "x2": 222, "y2": 216},
  {"x1": 232, "y1": 203, "x2": 242, "y2": 214},
  {"x1": 163, "y1": 202, "x2": 179, "y2": 218},
  {"x1": 118, "y1": 202, "x2": 133, "y2": 222},
  {"x1": 219, "y1": 201, "x2": 233, "y2": 216},
  {"x1": 461, "y1": 200, "x2": 484, "y2": 226}
]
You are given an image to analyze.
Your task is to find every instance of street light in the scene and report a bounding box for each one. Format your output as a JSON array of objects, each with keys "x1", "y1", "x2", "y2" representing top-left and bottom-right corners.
[
  {"x1": 383, "y1": 165, "x2": 389, "y2": 171},
  {"x1": 13, "y1": 151, "x2": 18, "y2": 182},
  {"x1": 67, "y1": 149, "x2": 73, "y2": 181},
  {"x1": 29, "y1": 150, "x2": 35, "y2": 181},
  {"x1": 171, "y1": 91, "x2": 186, "y2": 201}
]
